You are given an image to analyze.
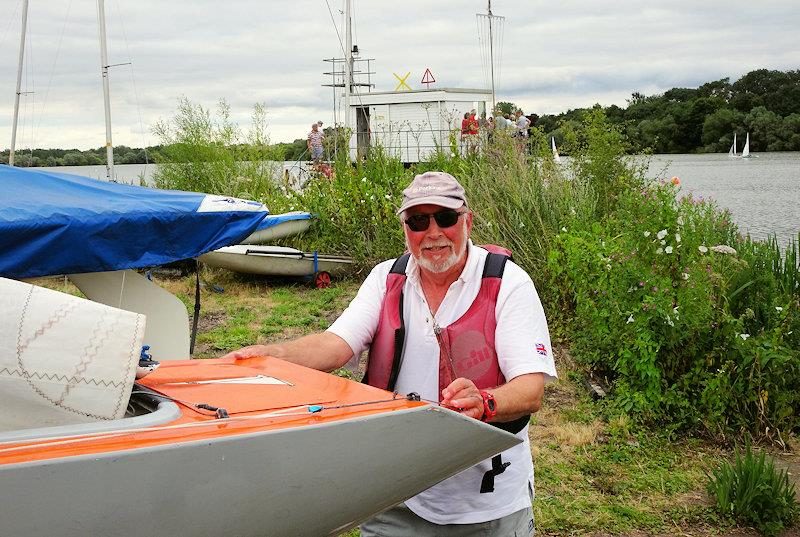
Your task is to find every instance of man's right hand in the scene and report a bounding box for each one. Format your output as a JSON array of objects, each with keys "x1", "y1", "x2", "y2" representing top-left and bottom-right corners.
[{"x1": 220, "y1": 344, "x2": 274, "y2": 361}]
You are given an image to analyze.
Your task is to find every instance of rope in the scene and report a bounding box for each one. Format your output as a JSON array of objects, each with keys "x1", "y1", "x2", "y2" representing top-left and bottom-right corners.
[
  {"x1": 0, "y1": 392, "x2": 425, "y2": 453},
  {"x1": 0, "y1": 0, "x2": 22, "y2": 50}
]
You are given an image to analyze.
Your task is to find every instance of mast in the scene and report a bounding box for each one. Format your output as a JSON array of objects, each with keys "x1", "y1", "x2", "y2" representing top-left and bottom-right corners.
[
  {"x1": 9, "y1": 0, "x2": 30, "y2": 167},
  {"x1": 97, "y1": 0, "x2": 115, "y2": 181},
  {"x1": 344, "y1": 0, "x2": 353, "y2": 158},
  {"x1": 487, "y1": 0, "x2": 495, "y2": 111}
]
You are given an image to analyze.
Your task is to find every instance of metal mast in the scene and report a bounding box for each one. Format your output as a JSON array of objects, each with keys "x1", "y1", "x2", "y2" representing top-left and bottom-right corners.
[
  {"x1": 9, "y1": 0, "x2": 30, "y2": 167},
  {"x1": 344, "y1": 0, "x2": 353, "y2": 155},
  {"x1": 487, "y1": 0, "x2": 495, "y2": 111},
  {"x1": 97, "y1": 0, "x2": 115, "y2": 181}
]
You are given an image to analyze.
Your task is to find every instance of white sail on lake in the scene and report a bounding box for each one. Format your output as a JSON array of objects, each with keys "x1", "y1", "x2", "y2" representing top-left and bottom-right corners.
[
  {"x1": 552, "y1": 136, "x2": 562, "y2": 163},
  {"x1": 728, "y1": 133, "x2": 737, "y2": 157}
]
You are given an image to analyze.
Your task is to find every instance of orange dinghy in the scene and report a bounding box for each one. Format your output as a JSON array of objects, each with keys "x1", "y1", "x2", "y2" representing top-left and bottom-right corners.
[{"x1": 0, "y1": 357, "x2": 518, "y2": 536}]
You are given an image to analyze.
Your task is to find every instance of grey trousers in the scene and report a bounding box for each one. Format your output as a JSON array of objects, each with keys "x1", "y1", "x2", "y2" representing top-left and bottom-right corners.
[{"x1": 359, "y1": 502, "x2": 534, "y2": 537}]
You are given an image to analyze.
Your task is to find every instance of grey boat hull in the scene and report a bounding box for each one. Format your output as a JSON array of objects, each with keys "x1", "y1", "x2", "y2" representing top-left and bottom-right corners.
[
  {"x1": 199, "y1": 245, "x2": 354, "y2": 277},
  {"x1": 0, "y1": 405, "x2": 519, "y2": 537}
]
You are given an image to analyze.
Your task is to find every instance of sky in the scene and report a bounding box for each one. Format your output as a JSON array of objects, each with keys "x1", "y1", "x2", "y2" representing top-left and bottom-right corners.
[{"x1": 0, "y1": 0, "x2": 798, "y2": 150}]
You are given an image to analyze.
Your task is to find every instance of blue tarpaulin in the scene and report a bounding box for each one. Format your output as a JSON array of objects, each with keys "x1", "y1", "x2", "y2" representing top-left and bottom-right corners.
[{"x1": 0, "y1": 165, "x2": 269, "y2": 279}]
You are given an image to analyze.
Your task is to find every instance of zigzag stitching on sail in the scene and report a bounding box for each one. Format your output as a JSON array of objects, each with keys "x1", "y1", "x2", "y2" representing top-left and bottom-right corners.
[{"x1": 0, "y1": 367, "x2": 126, "y2": 388}]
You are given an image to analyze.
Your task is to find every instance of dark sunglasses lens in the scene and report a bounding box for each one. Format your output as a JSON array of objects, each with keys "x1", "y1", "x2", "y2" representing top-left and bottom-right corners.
[
  {"x1": 406, "y1": 215, "x2": 430, "y2": 232},
  {"x1": 433, "y1": 210, "x2": 460, "y2": 228}
]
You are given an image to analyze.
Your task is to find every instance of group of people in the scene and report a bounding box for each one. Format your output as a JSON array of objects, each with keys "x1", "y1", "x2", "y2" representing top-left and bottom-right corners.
[
  {"x1": 460, "y1": 108, "x2": 533, "y2": 154},
  {"x1": 224, "y1": 170, "x2": 556, "y2": 536}
]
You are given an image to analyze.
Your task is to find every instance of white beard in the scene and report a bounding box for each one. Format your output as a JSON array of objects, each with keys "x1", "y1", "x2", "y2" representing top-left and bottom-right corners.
[{"x1": 407, "y1": 220, "x2": 468, "y2": 274}]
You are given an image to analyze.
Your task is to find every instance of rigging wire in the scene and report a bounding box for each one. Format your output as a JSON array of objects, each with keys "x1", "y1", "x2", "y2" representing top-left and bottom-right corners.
[
  {"x1": 113, "y1": 0, "x2": 150, "y2": 166},
  {"x1": 33, "y1": 0, "x2": 74, "y2": 149},
  {"x1": 0, "y1": 0, "x2": 22, "y2": 50}
]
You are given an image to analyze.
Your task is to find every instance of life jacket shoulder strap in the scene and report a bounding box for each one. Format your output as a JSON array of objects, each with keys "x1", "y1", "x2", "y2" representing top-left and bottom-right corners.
[{"x1": 481, "y1": 252, "x2": 508, "y2": 279}]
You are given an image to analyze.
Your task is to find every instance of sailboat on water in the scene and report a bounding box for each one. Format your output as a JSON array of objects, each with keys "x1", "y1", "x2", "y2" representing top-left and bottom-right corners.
[
  {"x1": 728, "y1": 133, "x2": 738, "y2": 157},
  {"x1": 551, "y1": 136, "x2": 562, "y2": 163},
  {"x1": 741, "y1": 132, "x2": 757, "y2": 159}
]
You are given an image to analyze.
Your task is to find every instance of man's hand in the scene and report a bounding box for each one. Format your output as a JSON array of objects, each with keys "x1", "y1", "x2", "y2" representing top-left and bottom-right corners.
[
  {"x1": 441, "y1": 377, "x2": 484, "y2": 420},
  {"x1": 220, "y1": 344, "x2": 274, "y2": 361}
]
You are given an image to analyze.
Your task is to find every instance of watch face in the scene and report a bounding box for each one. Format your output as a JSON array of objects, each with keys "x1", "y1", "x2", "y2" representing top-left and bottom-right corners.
[{"x1": 487, "y1": 398, "x2": 495, "y2": 411}]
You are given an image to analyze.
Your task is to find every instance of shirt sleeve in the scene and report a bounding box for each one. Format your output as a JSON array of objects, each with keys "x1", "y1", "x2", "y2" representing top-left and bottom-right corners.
[
  {"x1": 494, "y1": 262, "x2": 558, "y2": 383},
  {"x1": 326, "y1": 260, "x2": 392, "y2": 357}
]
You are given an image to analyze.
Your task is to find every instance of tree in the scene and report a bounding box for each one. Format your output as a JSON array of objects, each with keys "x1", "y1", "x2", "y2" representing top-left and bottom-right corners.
[{"x1": 494, "y1": 101, "x2": 517, "y2": 115}]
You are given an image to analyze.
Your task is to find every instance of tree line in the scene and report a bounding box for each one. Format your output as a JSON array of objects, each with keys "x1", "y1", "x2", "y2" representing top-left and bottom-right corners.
[
  {"x1": 536, "y1": 68, "x2": 800, "y2": 153},
  {"x1": 3, "y1": 68, "x2": 798, "y2": 166}
]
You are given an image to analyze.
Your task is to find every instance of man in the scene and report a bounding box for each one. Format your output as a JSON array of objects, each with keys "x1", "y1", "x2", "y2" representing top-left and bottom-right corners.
[
  {"x1": 223, "y1": 171, "x2": 557, "y2": 536},
  {"x1": 515, "y1": 109, "x2": 531, "y2": 138},
  {"x1": 307, "y1": 122, "x2": 324, "y2": 163}
]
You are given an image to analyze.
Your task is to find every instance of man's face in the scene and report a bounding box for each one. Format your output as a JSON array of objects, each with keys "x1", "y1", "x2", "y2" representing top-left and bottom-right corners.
[
  {"x1": 312, "y1": 124, "x2": 318, "y2": 132},
  {"x1": 403, "y1": 203, "x2": 472, "y2": 274}
]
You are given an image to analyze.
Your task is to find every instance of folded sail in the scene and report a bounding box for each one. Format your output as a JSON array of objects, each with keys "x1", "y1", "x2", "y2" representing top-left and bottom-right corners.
[{"x1": 0, "y1": 277, "x2": 144, "y2": 431}]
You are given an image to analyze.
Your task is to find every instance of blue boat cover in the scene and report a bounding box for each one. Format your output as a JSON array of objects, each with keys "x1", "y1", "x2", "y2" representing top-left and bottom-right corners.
[
  {"x1": 255, "y1": 211, "x2": 312, "y2": 231},
  {"x1": 0, "y1": 165, "x2": 269, "y2": 278}
]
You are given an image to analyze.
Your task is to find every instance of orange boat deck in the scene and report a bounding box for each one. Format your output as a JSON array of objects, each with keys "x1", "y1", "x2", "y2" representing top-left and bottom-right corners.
[{"x1": 0, "y1": 357, "x2": 426, "y2": 465}]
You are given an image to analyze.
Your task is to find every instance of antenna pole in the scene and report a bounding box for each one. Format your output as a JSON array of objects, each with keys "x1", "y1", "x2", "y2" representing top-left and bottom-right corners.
[
  {"x1": 344, "y1": 0, "x2": 353, "y2": 160},
  {"x1": 488, "y1": 0, "x2": 495, "y2": 111},
  {"x1": 10, "y1": 0, "x2": 29, "y2": 167},
  {"x1": 98, "y1": 0, "x2": 115, "y2": 181}
]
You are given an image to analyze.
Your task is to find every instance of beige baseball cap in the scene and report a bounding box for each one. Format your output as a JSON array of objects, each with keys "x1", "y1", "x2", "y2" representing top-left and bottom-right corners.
[{"x1": 396, "y1": 171, "x2": 467, "y2": 215}]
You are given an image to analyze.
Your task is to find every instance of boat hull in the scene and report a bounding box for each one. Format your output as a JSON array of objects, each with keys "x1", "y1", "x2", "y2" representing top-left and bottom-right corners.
[
  {"x1": 0, "y1": 405, "x2": 517, "y2": 536},
  {"x1": 199, "y1": 245, "x2": 354, "y2": 277},
  {"x1": 240, "y1": 218, "x2": 312, "y2": 244}
]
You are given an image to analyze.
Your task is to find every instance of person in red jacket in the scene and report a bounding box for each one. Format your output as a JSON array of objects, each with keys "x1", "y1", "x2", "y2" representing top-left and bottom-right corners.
[{"x1": 224, "y1": 171, "x2": 556, "y2": 536}]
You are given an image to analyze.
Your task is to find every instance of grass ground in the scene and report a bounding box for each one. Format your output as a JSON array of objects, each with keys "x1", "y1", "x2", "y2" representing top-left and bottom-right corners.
[{"x1": 33, "y1": 272, "x2": 799, "y2": 536}]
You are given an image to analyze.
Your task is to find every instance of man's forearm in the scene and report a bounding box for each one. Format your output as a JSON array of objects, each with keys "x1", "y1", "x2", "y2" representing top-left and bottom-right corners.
[
  {"x1": 488, "y1": 373, "x2": 544, "y2": 422},
  {"x1": 224, "y1": 332, "x2": 354, "y2": 372}
]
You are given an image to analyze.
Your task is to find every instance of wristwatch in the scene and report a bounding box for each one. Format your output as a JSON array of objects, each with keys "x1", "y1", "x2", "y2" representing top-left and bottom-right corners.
[{"x1": 479, "y1": 390, "x2": 497, "y2": 422}]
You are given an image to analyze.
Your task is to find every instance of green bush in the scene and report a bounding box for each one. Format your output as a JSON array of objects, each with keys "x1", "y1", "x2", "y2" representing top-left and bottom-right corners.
[{"x1": 707, "y1": 444, "x2": 798, "y2": 536}]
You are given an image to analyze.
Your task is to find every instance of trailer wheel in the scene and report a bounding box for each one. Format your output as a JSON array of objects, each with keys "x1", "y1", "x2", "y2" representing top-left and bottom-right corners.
[{"x1": 313, "y1": 271, "x2": 332, "y2": 289}]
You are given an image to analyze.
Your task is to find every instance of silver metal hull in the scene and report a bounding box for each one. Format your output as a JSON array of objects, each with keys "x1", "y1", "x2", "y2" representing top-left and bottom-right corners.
[
  {"x1": 0, "y1": 405, "x2": 519, "y2": 536},
  {"x1": 199, "y1": 245, "x2": 354, "y2": 277}
]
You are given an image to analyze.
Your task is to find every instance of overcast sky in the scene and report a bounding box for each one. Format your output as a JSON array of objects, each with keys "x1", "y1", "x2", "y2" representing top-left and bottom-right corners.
[{"x1": 1, "y1": 0, "x2": 798, "y2": 150}]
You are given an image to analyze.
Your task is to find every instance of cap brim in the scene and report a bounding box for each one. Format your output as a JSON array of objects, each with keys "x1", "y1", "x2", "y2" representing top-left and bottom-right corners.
[{"x1": 396, "y1": 196, "x2": 464, "y2": 215}]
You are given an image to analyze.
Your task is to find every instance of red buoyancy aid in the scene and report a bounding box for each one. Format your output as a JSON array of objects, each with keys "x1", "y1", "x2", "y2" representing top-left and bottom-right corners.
[{"x1": 363, "y1": 245, "x2": 512, "y2": 397}]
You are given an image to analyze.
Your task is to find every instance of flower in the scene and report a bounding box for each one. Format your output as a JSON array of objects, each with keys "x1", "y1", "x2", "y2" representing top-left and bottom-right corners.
[
  {"x1": 666, "y1": 315, "x2": 674, "y2": 327},
  {"x1": 626, "y1": 315, "x2": 635, "y2": 324},
  {"x1": 361, "y1": 177, "x2": 367, "y2": 182},
  {"x1": 561, "y1": 227, "x2": 567, "y2": 232},
  {"x1": 698, "y1": 245, "x2": 708, "y2": 253},
  {"x1": 681, "y1": 272, "x2": 690, "y2": 280},
  {"x1": 671, "y1": 176, "x2": 681, "y2": 185},
  {"x1": 639, "y1": 281, "x2": 645, "y2": 287},
  {"x1": 660, "y1": 240, "x2": 666, "y2": 246},
  {"x1": 711, "y1": 245, "x2": 737, "y2": 255},
  {"x1": 656, "y1": 247, "x2": 664, "y2": 254},
  {"x1": 643, "y1": 231, "x2": 651, "y2": 237},
  {"x1": 665, "y1": 246, "x2": 673, "y2": 254},
  {"x1": 675, "y1": 233, "x2": 681, "y2": 243},
  {"x1": 739, "y1": 333, "x2": 750, "y2": 340},
  {"x1": 776, "y1": 306, "x2": 784, "y2": 312},
  {"x1": 605, "y1": 264, "x2": 612, "y2": 270},
  {"x1": 657, "y1": 229, "x2": 668, "y2": 240},
  {"x1": 676, "y1": 216, "x2": 684, "y2": 226}
]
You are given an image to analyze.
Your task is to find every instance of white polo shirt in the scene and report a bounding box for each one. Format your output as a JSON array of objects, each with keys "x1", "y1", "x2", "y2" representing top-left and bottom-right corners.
[{"x1": 328, "y1": 241, "x2": 557, "y2": 524}]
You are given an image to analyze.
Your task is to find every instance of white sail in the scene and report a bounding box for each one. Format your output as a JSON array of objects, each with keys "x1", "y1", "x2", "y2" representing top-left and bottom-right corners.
[
  {"x1": 552, "y1": 136, "x2": 561, "y2": 163},
  {"x1": 728, "y1": 133, "x2": 737, "y2": 157},
  {"x1": 742, "y1": 132, "x2": 750, "y2": 158}
]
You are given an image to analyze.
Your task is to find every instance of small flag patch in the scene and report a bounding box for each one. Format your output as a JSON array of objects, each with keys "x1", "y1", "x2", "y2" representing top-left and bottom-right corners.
[{"x1": 535, "y1": 343, "x2": 548, "y2": 356}]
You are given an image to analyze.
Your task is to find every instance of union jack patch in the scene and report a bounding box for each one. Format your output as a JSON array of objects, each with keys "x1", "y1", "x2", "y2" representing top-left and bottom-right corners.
[{"x1": 535, "y1": 343, "x2": 548, "y2": 356}]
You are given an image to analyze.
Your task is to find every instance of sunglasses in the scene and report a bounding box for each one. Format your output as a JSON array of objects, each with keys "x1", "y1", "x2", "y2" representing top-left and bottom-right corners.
[{"x1": 404, "y1": 209, "x2": 466, "y2": 232}]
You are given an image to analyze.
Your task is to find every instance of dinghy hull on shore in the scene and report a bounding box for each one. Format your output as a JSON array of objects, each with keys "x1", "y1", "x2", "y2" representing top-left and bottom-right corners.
[
  {"x1": 0, "y1": 357, "x2": 520, "y2": 536},
  {"x1": 199, "y1": 245, "x2": 355, "y2": 277}
]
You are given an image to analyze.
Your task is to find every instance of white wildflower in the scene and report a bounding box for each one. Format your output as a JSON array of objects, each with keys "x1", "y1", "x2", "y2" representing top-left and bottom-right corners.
[
  {"x1": 385, "y1": 194, "x2": 391, "y2": 200},
  {"x1": 656, "y1": 247, "x2": 664, "y2": 254},
  {"x1": 776, "y1": 306, "x2": 783, "y2": 312},
  {"x1": 675, "y1": 233, "x2": 681, "y2": 243},
  {"x1": 561, "y1": 227, "x2": 567, "y2": 233},
  {"x1": 698, "y1": 245, "x2": 708, "y2": 254},
  {"x1": 361, "y1": 177, "x2": 367, "y2": 182},
  {"x1": 605, "y1": 264, "x2": 612, "y2": 271},
  {"x1": 739, "y1": 333, "x2": 750, "y2": 340},
  {"x1": 570, "y1": 207, "x2": 576, "y2": 216},
  {"x1": 711, "y1": 245, "x2": 737, "y2": 256},
  {"x1": 677, "y1": 216, "x2": 684, "y2": 226},
  {"x1": 643, "y1": 231, "x2": 651, "y2": 237},
  {"x1": 665, "y1": 246, "x2": 673, "y2": 254},
  {"x1": 519, "y1": 222, "x2": 525, "y2": 228},
  {"x1": 666, "y1": 315, "x2": 674, "y2": 327},
  {"x1": 682, "y1": 272, "x2": 690, "y2": 280},
  {"x1": 626, "y1": 315, "x2": 635, "y2": 324},
  {"x1": 661, "y1": 240, "x2": 667, "y2": 246},
  {"x1": 657, "y1": 229, "x2": 668, "y2": 240}
]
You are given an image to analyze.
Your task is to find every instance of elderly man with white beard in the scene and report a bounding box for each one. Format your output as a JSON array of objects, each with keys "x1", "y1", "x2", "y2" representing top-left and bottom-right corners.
[{"x1": 223, "y1": 171, "x2": 557, "y2": 536}]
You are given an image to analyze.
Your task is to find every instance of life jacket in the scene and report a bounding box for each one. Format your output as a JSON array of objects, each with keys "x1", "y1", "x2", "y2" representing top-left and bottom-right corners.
[{"x1": 363, "y1": 245, "x2": 529, "y2": 436}]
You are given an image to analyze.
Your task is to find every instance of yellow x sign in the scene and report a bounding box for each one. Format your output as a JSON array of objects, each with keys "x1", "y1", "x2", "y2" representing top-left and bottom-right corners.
[{"x1": 393, "y1": 71, "x2": 412, "y2": 91}]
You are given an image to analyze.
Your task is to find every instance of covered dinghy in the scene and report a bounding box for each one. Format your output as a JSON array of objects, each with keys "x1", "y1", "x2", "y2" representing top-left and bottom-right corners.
[{"x1": 0, "y1": 165, "x2": 269, "y2": 279}]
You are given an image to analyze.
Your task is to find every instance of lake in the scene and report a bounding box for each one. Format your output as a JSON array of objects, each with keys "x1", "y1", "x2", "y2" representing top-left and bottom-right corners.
[
  {"x1": 642, "y1": 152, "x2": 799, "y2": 247},
  {"x1": 38, "y1": 152, "x2": 800, "y2": 247}
]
